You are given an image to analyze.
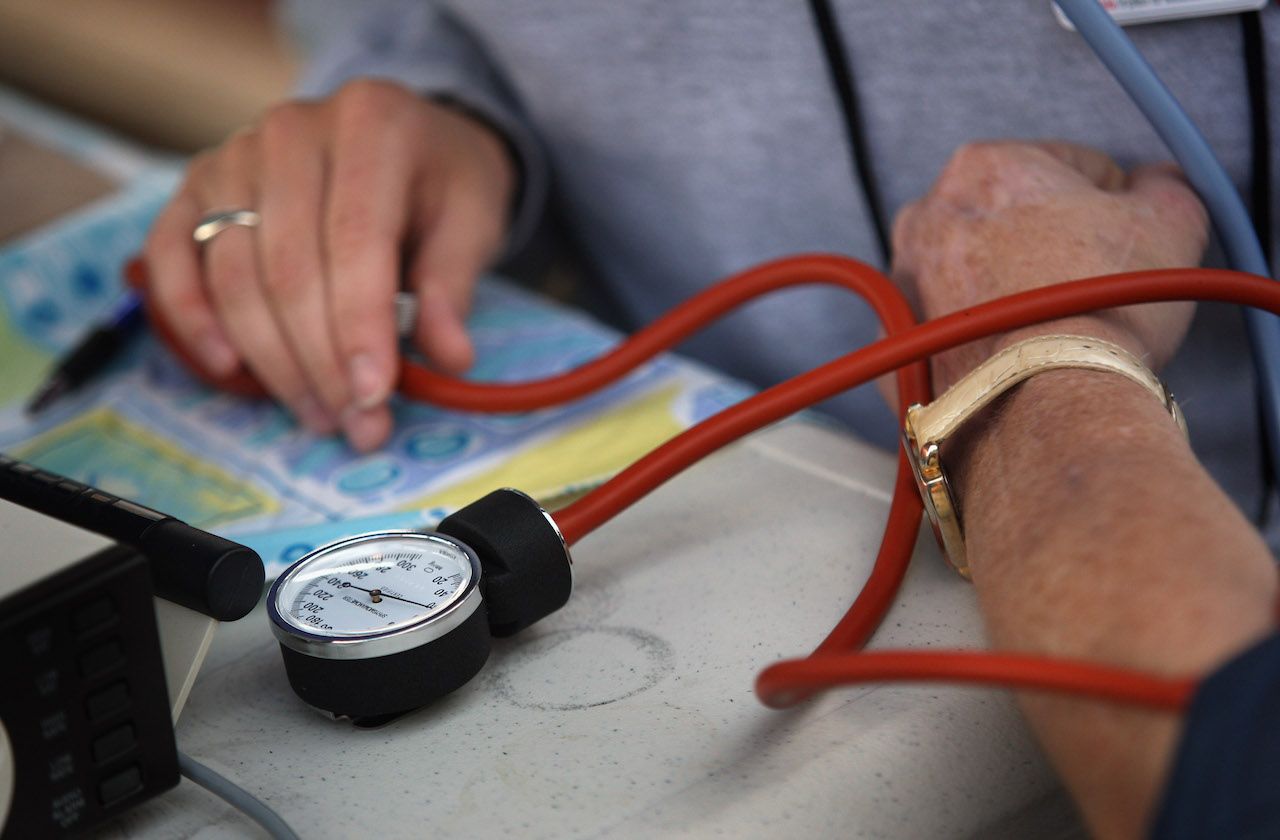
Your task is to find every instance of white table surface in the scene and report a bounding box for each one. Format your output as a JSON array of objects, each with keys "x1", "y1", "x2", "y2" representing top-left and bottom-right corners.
[{"x1": 102, "y1": 420, "x2": 1085, "y2": 839}]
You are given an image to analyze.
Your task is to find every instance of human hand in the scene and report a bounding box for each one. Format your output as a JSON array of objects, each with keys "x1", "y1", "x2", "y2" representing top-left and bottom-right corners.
[
  {"x1": 143, "y1": 79, "x2": 516, "y2": 451},
  {"x1": 891, "y1": 141, "x2": 1208, "y2": 394}
]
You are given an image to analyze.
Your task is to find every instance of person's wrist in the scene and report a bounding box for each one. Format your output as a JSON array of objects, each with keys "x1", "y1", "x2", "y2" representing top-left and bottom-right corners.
[
  {"x1": 944, "y1": 357, "x2": 1184, "y2": 528},
  {"x1": 430, "y1": 96, "x2": 520, "y2": 227}
]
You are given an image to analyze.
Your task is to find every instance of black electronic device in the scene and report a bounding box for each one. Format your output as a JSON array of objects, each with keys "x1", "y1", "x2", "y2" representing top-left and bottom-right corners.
[
  {"x1": 0, "y1": 454, "x2": 267, "y2": 836},
  {"x1": 0, "y1": 504, "x2": 178, "y2": 837}
]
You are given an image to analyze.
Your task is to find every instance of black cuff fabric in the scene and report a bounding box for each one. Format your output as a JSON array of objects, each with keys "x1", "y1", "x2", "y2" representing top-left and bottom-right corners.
[{"x1": 1149, "y1": 631, "x2": 1280, "y2": 839}]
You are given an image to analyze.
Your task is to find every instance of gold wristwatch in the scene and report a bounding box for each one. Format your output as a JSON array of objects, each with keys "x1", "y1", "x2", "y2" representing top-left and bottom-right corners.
[{"x1": 901, "y1": 334, "x2": 1187, "y2": 579}]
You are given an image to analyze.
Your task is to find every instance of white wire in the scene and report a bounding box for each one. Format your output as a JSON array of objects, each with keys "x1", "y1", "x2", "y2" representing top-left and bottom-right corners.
[{"x1": 177, "y1": 750, "x2": 302, "y2": 840}]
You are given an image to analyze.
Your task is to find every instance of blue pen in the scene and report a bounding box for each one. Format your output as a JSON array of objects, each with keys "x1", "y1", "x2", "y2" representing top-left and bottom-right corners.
[{"x1": 25, "y1": 292, "x2": 145, "y2": 415}]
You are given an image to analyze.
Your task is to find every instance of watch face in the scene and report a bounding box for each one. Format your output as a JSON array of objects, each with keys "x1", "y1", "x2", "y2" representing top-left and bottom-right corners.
[{"x1": 900, "y1": 423, "x2": 970, "y2": 579}]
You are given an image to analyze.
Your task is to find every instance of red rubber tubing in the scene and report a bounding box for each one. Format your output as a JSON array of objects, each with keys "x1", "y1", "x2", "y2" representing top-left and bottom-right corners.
[
  {"x1": 128, "y1": 254, "x2": 932, "y2": 411},
  {"x1": 131, "y1": 253, "x2": 1279, "y2": 711},
  {"x1": 754, "y1": 652, "x2": 1197, "y2": 710},
  {"x1": 401, "y1": 254, "x2": 931, "y2": 412},
  {"x1": 132, "y1": 253, "x2": 936, "y2": 707},
  {"x1": 551, "y1": 265, "x2": 1277, "y2": 712},
  {"x1": 553, "y1": 267, "x2": 1280, "y2": 543}
]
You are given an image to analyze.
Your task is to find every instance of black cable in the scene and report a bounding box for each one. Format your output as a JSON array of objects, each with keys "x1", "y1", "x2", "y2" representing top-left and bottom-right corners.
[
  {"x1": 1244, "y1": 11, "x2": 1272, "y2": 270},
  {"x1": 1242, "y1": 9, "x2": 1274, "y2": 527},
  {"x1": 807, "y1": 0, "x2": 892, "y2": 265}
]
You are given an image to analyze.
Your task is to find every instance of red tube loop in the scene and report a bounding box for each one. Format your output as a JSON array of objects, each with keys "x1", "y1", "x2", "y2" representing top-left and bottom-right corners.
[{"x1": 132, "y1": 251, "x2": 1280, "y2": 712}]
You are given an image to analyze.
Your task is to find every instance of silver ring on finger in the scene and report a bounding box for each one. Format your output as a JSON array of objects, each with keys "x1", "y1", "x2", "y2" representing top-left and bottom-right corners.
[{"x1": 193, "y1": 209, "x2": 262, "y2": 245}]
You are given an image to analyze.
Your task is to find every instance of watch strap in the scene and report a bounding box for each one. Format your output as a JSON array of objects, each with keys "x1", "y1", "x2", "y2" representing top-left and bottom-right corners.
[{"x1": 907, "y1": 334, "x2": 1185, "y2": 447}]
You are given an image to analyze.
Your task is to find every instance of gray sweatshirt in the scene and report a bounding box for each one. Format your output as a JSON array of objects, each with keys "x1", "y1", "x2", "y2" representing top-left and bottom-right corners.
[{"x1": 283, "y1": 1, "x2": 1279, "y2": 521}]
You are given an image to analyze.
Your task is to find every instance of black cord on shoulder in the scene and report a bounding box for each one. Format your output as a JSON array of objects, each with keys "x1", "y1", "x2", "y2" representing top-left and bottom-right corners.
[
  {"x1": 1242, "y1": 9, "x2": 1275, "y2": 527},
  {"x1": 1244, "y1": 10, "x2": 1272, "y2": 270},
  {"x1": 807, "y1": 0, "x2": 892, "y2": 265}
]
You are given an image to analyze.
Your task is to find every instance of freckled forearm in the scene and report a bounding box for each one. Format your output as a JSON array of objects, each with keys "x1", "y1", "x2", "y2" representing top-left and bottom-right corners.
[
  {"x1": 955, "y1": 369, "x2": 1277, "y2": 839},
  {"x1": 962, "y1": 371, "x2": 1275, "y2": 668}
]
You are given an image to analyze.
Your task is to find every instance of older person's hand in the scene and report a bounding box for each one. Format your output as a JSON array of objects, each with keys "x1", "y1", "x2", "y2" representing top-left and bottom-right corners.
[
  {"x1": 888, "y1": 142, "x2": 1280, "y2": 840},
  {"x1": 890, "y1": 141, "x2": 1209, "y2": 394}
]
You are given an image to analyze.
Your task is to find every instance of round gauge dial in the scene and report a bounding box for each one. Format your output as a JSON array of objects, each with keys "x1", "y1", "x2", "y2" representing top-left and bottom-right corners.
[
  {"x1": 268, "y1": 531, "x2": 483, "y2": 659},
  {"x1": 265, "y1": 489, "x2": 572, "y2": 721}
]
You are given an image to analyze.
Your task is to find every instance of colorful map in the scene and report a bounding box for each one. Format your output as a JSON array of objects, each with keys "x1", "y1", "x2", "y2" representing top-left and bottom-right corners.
[{"x1": 0, "y1": 118, "x2": 752, "y2": 575}]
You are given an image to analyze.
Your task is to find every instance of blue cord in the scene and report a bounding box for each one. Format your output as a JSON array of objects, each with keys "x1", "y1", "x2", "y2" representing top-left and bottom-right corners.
[{"x1": 1055, "y1": 0, "x2": 1280, "y2": 487}]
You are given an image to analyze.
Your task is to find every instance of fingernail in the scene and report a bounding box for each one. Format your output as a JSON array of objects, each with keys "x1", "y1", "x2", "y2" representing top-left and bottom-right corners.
[
  {"x1": 295, "y1": 395, "x2": 335, "y2": 435},
  {"x1": 199, "y1": 332, "x2": 238, "y2": 376},
  {"x1": 341, "y1": 406, "x2": 389, "y2": 452},
  {"x1": 349, "y1": 353, "x2": 387, "y2": 409}
]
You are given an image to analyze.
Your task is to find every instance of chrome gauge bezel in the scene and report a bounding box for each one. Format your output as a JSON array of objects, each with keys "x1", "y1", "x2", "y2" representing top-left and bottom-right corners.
[{"x1": 267, "y1": 531, "x2": 484, "y2": 661}]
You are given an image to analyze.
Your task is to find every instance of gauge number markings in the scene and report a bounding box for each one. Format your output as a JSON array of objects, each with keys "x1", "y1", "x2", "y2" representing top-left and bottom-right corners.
[{"x1": 285, "y1": 547, "x2": 468, "y2": 633}]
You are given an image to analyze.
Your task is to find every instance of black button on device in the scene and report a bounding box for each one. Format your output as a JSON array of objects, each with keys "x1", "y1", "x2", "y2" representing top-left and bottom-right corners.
[
  {"x1": 34, "y1": 667, "x2": 60, "y2": 697},
  {"x1": 98, "y1": 764, "x2": 143, "y2": 807},
  {"x1": 112, "y1": 498, "x2": 165, "y2": 521},
  {"x1": 93, "y1": 723, "x2": 137, "y2": 764},
  {"x1": 25, "y1": 625, "x2": 54, "y2": 657},
  {"x1": 79, "y1": 639, "x2": 124, "y2": 679},
  {"x1": 86, "y1": 681, "x2": 131, "y2": 721},
  {"x1": 73, "y1": 595, "x2": 116, "y2": 635}
]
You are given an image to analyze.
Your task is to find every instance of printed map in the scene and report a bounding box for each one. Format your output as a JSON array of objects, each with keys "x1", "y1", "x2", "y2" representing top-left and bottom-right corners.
[{"x1": 0, "y1": 97, "x2": 752, "y2": 574}]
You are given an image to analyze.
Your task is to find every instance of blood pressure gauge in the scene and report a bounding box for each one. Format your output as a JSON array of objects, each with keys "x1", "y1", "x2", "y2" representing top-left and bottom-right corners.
[{"x1": 267, "y1": 489, "x2": 573, "y2": 724}]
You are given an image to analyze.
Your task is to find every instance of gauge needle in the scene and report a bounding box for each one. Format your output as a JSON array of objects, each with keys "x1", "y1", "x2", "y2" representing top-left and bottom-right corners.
[{"x1": 342, "y1": 582, "x2": 432, "y2": 610}]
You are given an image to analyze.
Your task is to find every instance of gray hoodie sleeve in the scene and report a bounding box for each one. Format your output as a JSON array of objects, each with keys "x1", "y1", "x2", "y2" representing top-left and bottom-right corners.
[{"x1": 276, "y1": 0, "x2": 547, "y2": 255}]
